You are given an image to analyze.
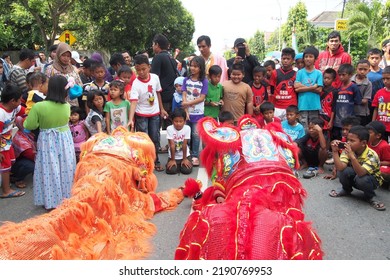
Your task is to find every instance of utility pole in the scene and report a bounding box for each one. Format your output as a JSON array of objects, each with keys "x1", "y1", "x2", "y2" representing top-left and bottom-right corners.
[
  {"x1": 341, "y1": 0, "x2": 347, "y2": 18},
  {"x1": 276, "y1": 0, "x2": 282, "y2": 51}
]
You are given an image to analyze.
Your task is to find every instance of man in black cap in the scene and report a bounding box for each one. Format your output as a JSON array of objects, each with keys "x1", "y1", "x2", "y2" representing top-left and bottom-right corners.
[{"x1": 227, "y1": 38, "x2": 260, "y2": 84}]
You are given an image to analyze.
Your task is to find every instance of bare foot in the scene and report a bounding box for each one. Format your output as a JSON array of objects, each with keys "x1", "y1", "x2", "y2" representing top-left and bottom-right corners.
[
  {"x1": 299, "y1": 163, "x2": 308, "y2": 170},
  {"x1": 323, "y1": 174, "x2": 336, "y2": 180},
  {"x1": 15, "y1": 181, "x2": 27, "y2": 188}
]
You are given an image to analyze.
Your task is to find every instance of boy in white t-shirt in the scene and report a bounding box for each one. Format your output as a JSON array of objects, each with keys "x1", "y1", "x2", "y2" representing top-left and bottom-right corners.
[
  {"x1": 166, "y1": 108, "x2": 192, "y2": 175},
  {"x1": 129, "y1": 54, "x2": 167, "y2": 172}
]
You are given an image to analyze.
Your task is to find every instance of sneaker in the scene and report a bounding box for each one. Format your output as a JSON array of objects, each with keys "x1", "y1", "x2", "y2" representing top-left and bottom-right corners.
[
  {"x1": 303, "y1": 167, "x2": 318, "y2": 179},
  {"x1": 325, "y1": 158, "x2": 334, "y2": 165}
]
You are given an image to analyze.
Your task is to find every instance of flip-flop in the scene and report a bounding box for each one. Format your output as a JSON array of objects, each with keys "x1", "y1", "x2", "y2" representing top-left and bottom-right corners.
[
  {"x1": 154, "y1": 164, "x2": 165, "y2": 172},
  {"x1": 329, "y1": 189, "x2": 350, "y2": 198},
  {"x1": 368, "y1": 199, "x2": 386, "y2": 211},
  {"x1": 192, "y1": 157, "x2": 200, "y2": 166},
  {"x1": 0, "y1": 190, "x2": 26, "y2": 199}
]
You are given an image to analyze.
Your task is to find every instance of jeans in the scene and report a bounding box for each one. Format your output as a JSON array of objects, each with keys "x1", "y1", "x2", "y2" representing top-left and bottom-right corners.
[
  {"x1": 10, "y1": 157, "x2": 35, "y2": 182},
  {"x1": 299, "y1": 110, "x2": 319, "y2": 131},
  {"x1": 188, "y1": 121, "x2": 200, "y2": 158},
  {"x1": 135, "y1": 115, "x2": 161, "y2": 164},
  {"x1": 338, "y1": 166, "x2": 379, "y2": 200}
]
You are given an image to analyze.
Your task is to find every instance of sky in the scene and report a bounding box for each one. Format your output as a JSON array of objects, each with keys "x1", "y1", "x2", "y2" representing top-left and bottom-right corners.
[{"x1": 180, "y1": 0, "x2": 345, "y2": 53}]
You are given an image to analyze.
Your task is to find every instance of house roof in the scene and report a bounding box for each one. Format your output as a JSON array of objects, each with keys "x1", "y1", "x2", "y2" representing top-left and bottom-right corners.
[{"x1": 310, "y1": 11, "x2": 340, "y2": 28}]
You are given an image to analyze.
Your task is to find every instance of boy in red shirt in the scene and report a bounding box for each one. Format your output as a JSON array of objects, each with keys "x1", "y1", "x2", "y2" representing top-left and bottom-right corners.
[
  {"x1": 250, "y1": 66, "x2": 270, "y2": 119},
  {"x1": 372, "y1": 66, "x2": 390, "y2": 142},
  {"x1": 255, "y1": 101, "x2": 281, "y2": 128},
  {"x1": 269, "y1": 48, "x2": 297, "y2": 121},
  {"x1": 366, "y1": 121, "x2": 390, "y2": 188},
  {"x1": 320, "y1": 68, "x2": 338, "y2": 138}
]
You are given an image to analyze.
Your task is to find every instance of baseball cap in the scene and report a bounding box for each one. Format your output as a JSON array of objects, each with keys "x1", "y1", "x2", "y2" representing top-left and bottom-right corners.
[
  {"x1": 295, "y1": 53, "x2": 303, "y2": 60},
  {"x1": 71, "y1": 51, "x2": 82, "y2": 64},
  {"x1": 174, "y1": 76, "x2": 185, "y2": 86},
  {"x1": 366, "y1": 121, "x2": 386, "y2": 137},
  {"x1": 234, "y1": 38, "x2": 246, "y2": 47}
]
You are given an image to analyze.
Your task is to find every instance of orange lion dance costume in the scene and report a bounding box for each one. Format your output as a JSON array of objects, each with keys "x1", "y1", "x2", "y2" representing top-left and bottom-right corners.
[
  {"x1": 175, "y1": 116, "x2": 323, "y2": 260},
  {"x1": 0, "y1": 127, "x2": 183, "y2": 259}
]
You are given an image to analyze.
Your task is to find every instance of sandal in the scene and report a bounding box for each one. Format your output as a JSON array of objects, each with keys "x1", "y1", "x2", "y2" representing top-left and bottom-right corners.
[
  {"x1": 154, "y1": 164, "x2": 165, "y2": 172},
  {"x1": 329, "y1": 189, "x2": 350, "y2": 198},
  {"x1": 192, "y1": 157, "x2": 200, "y2": 166},
  {"x1": 368, "y1": 199, "x2": 386, "y2": 211},
  {"x1": 0, "y1": 190, "x2": 26, "y2": 199}
]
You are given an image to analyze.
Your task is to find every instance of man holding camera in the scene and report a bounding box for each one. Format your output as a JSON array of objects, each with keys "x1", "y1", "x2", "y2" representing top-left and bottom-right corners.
[{"x1": 227, "y1": 38, "x2": 260, "y2": 84}]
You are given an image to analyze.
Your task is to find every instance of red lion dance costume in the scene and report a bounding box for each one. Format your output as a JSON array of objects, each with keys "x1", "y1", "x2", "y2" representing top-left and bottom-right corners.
[
  {"x1": 0, "y1": 127, "x2": 183, "y2": 259},
  {"x1": 175, "y1": 116, "x2": 323, "y2": 260}
]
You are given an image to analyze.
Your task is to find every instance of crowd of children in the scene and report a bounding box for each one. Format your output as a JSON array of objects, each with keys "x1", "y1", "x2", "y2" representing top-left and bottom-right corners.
[{"x1": 1, "y1": 30, "x2": 390, "y2": 211}]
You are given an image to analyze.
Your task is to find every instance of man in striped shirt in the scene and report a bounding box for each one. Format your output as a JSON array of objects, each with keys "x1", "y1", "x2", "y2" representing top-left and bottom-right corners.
[{"x1": 8, "y1": 49, "x2": 36, "y2": 93}]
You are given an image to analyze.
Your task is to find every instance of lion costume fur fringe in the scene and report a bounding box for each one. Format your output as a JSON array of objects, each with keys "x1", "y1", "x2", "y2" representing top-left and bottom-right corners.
[{"x1": 0, "y1": 127, "x2": 183, "y2": 260}]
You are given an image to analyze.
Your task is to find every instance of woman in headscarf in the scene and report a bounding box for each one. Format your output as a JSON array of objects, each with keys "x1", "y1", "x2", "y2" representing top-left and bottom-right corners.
[{"x1": 44, "y1": 42, "x2": 82, "y2": 107}]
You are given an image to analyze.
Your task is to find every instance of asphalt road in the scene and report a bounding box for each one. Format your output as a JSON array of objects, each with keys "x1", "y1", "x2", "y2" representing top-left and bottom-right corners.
[{"x1": 1, "y1": 141, "x2": 389, "y2": 260}]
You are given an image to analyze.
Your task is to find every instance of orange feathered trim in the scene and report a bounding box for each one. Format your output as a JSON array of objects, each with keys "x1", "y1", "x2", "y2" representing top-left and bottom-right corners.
[{"x1": 0, "y1": 126, "x2": 182, "y2": 260}]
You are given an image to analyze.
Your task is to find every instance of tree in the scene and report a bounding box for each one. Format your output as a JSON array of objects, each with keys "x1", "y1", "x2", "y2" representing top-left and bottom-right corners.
[
  {"x1": 281, "y1": 1, "x2": 311, "y2": 52},
  {"x1": 345, "y1": 0, "x2": 386, "y2": 48},
  {"x1": 265, "y1": 30, "x2": 280, "y2": 53},
  {"x1": 0, "y1": 0, "x2": 195, "y2": 55},
  {"x1": 248, "y1": 30, "x2": 265, "y2": 61},
  {"x1": 70, "y1": 0, "x2": 195, "y2": 55},
  {"x1": 0, "y1": 0, "x2": 45, "y2": 50},
  {"x1": 18, "y1": 0, "x2": 75, "y2": 51},
  {"x1": 379, "y1": 0, "x2": 390, "y2": 42}
]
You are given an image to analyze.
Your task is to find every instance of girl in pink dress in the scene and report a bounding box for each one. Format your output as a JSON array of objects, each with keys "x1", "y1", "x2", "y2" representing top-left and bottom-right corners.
[{"x1": 69, "y1": 106, "x2": 88, "y2": 161}]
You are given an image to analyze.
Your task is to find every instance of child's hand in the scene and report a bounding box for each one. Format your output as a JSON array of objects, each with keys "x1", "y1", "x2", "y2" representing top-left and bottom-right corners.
[
  {"x1": 181, "y1": 101, "x2": 190, "y2": 108},
  {"x1": 167, "y1": 159, "x2": 177, "y2": 169},
  {"x1": 216, "y1": 196, "x2": 225, "y2": 203},
  {"x1": 313, "y1": 124, "x2": 322, "y2": 133},
  {"x1": 326, "y1": 120, "x2": 333, "y2": 130},
  {"x1": 344, "y1": 143, "x2": 355, "y2": 158},
  {"x1": 160, "y1": 109, "x2": 168, "y2": 120},
  {"x1": 330, "y1": 140, "x2": 340, "y2": 153},
  {"x1": 323, "y1": 167, "x2": 337, "y2": 180},
  {"x1": 181, "y1": 158, "x2": 192, "y2": 169},
  {"x1": 127, "y1": 120, "x2": 134, "y2": 132}
]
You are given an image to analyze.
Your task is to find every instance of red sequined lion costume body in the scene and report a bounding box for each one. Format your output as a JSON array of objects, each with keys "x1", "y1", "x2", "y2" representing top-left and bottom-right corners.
[{"x1": 175, "y1": 116, "x2": 323, "y2": 260}]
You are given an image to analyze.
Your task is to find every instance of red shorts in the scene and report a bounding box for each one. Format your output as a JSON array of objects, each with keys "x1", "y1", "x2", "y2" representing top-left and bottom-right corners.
[{"x1": 0, "y1": 147, "x2": 16, "y2": 172}]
